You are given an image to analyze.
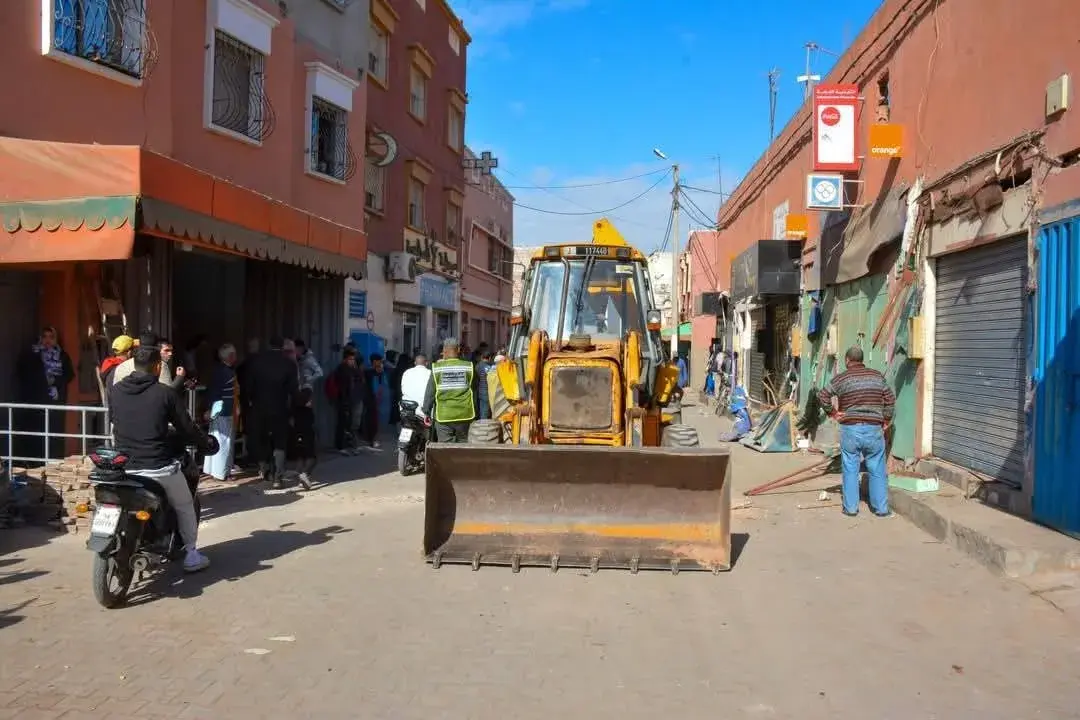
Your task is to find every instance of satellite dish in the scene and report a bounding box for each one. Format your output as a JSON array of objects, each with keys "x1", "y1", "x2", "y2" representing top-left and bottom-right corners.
[{"x1": 369, "y1": 131, "x2": 398, "y2": 167}]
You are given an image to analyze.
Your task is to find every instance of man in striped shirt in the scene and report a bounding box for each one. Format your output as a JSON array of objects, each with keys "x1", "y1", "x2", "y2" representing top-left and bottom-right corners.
[{"x1": 818, "y1": 346, "x2": 895, "y2": 518}]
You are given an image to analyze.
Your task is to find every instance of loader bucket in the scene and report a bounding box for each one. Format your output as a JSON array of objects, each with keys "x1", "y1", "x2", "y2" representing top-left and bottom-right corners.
[{"x1": 423, "y1": 444, "x2": 732, "y2": 574}]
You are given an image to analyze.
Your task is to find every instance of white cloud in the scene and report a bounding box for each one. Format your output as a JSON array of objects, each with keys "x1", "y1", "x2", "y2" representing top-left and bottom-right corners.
[
  {"x1": 498, "y1": 162, "x2": 740, "y2": 253},
  {"x1": 450, "y1": 0, "x2": 590, "y2": 57}
]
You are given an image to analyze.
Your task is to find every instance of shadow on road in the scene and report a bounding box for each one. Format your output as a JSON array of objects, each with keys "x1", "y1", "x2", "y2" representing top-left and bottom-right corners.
[
  {"x1": 128, "y1": 524, "x2": 352, "y2": 604},
  {"x1": 730, "y1": 532, "x2": 749, "y2": 569},
  {"x1": 0, "y1": 597, "x2": 36, "y2": 630},
  {"x1": 198, "y1": 484, "x2": 303, "y2": 524}
]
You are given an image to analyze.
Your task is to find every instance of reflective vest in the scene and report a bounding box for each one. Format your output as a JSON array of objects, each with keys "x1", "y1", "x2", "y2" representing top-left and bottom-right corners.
[{"x1": 432, "y1": 358, "x2": 476, "y2": 424}]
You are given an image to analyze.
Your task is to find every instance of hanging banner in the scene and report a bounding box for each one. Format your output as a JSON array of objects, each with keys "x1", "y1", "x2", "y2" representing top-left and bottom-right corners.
[{"x1": 812, "y1": 83, "x2": 860, "y2": 172}]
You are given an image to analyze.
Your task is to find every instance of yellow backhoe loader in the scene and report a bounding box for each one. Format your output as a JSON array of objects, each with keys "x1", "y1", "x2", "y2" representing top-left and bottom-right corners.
[{"x1": 424, "y1": 219, "x2": 732, "y2": 574}]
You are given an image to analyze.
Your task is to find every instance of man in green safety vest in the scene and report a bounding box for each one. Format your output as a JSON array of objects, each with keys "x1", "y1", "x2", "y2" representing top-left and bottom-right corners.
[{"x1": 422, "y1": 337, "x2": 478, "y2": 442}]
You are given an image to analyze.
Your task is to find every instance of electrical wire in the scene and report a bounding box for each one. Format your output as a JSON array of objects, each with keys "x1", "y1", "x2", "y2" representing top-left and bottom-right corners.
[
  {"x1": 512, "y1": 169, "x2": 672, "y2": 216},
  {"x1": 498, "y1": 166, "x2": 667, "y2": 231},
  {"x1": 653, "y1": 194, "x2": 677, "y2": 256},
  {"x1": 678, "y1": 188, "x2": 719, "y2": 229},
  {"x1": 497, "y1": 166, "x2": 670, "y2": 189}
]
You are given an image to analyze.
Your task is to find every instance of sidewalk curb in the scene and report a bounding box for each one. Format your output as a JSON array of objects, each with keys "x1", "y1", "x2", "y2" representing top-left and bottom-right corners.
[{"x1": 888, "y1": 487, "x2": 1080, "y2": 578}]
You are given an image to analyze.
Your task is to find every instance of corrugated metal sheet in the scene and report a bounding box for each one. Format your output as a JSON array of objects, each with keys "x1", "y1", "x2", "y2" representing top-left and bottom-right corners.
[
  {"x1": 1034, "y1": 215, "x2": 1080, "y2": 536},
  {"x1": 245, "y1": 261, "x2": 346, "y2": 447},
  {"x1": 932, "y1": 236, "x2": 1027, "y2": 486}
]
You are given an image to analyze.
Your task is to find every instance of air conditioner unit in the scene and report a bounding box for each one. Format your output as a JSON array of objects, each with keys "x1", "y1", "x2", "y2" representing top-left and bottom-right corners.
[
  {"x1": 386, "y1": 251, "x2": 417, "y2": 283},
  {"x1": 694, "y1": 292, "x2": 724, "y2": 316}
]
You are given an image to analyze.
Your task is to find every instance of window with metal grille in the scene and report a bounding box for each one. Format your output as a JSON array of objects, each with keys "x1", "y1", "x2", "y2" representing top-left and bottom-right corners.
[
  {"x1": 408, "y1": 178, "x2": 426, "y2": 229},
  {"x1": 364, "y1": 157, "x2": 386, "y2": 213},
  {"x1": 409, "y1": 66, "x2": 427, "y2": 120},
  {"x1": 311, "y1": 97, "x2": 349, "y2": 180},
  {"x1": 447, "y1": 105, "x2": 463, "y2": 151},
  {"x1": 446, "y1": 202, "x2": 462, "y2": 244},
  {"x1": 368, "y1": 23, "x2": 388, "y2": 84},
  {"x1": 211, "y1": 31, "x2": 271, "y2": 141},
  {"x1": 52, "y1": 0, "x2": 148, "y2": 78}
]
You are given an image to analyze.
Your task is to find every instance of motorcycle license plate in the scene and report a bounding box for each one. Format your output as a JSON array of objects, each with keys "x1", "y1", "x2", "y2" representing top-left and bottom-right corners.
[
  {"x1": 91, "y1": 505, "x2": 122, "y2": 535},
  {"x1": 398, "y1": 428, "x2": 414, "y2": 443}
]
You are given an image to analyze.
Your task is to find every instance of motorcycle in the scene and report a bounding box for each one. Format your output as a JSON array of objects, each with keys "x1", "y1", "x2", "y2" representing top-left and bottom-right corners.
[
  {"x1": 84, "y1": 436, "x2": 217, "y2": 609},
  {"x1": 397, "y1": 399, "x2": 431, "y2": 476}
]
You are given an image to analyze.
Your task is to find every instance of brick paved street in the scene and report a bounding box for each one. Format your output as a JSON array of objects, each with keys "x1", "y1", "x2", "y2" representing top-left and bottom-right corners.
[{"x1": 3, "y1": 411, "x2": 1080, "y2": 719}]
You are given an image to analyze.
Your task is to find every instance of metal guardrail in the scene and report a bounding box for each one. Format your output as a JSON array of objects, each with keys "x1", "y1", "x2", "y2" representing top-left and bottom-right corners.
[{"x1": 1, "y1": 402, "x2": 111, "y2": 469}]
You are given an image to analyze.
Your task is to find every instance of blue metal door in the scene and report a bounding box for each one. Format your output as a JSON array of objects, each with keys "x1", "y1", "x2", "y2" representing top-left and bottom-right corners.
[{"x1": 1034, "y1": 216, "x2": 1080, "y2": 536}]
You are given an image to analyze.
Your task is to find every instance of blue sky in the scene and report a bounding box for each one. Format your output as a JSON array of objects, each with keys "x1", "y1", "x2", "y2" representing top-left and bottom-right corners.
[{"x1": 451, "y1": 0, "x2": 883, "y2": 251}]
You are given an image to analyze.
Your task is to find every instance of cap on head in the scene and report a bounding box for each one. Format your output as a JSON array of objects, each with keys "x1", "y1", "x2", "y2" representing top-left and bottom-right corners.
[{"x1": 111, "y1": 335, "x2": 135, "y2": 354}]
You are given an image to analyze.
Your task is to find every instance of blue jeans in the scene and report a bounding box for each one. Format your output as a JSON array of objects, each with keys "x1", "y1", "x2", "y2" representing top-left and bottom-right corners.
[{"x1": 839, "y1": 423, "x2": 888, "y2": 515}]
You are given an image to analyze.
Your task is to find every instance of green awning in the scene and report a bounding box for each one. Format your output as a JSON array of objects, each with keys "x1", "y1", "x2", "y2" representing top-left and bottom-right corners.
[{"x1": 661, "y1": 322, "x2": 692, "y2": 339}]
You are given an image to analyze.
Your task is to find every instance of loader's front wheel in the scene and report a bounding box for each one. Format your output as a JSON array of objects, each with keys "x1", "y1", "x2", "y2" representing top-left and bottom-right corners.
[
  {"x1": 468, "y1": 419, "x2": 503, "y2": 445},
  {"x1": 661, "y1": 423, "x2": 700, "y2": 448}
]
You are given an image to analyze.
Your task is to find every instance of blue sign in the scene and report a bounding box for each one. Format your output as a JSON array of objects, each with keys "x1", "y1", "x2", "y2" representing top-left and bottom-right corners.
[
  {"x1": 347, "y1": 290, "x2": 367, "y2": 319},
  {"x1": 419, "y1": 276, "x2": 456, "y2": 311},
  {"x1": 805, "y1": 173, "x2": 844, "y2": 210}
]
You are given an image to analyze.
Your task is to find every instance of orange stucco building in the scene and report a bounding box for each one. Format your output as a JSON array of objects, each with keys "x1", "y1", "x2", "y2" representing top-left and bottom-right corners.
[{"x1": 0, "y1": 0, "x2": 371, "y2": 455}]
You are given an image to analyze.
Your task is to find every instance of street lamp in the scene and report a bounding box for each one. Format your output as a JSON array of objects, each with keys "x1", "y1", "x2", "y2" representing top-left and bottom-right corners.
[{"x1": 652, "y1": 147, "x2": 680, "y2": 360}]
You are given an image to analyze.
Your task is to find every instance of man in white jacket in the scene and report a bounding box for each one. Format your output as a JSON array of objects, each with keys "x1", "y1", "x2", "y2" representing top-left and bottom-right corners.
[{"x1": 399, "y1": 354, "x2": 431, "y2": 420}]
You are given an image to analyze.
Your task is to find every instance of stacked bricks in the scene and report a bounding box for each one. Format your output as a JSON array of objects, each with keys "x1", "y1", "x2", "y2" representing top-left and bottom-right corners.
[{"x1": 43, "y1": 455, "x2": 96, "y2": 534}]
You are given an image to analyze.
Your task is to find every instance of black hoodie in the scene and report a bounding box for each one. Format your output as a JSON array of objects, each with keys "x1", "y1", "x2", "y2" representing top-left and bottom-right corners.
[{"x1": 108, "y1": 370, "x2": 208, "y2": 471}]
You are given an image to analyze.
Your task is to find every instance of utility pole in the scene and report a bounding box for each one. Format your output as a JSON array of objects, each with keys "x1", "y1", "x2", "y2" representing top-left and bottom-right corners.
[
  {"x1": 767, "y1": 68, "x2": 780, "y2": 142},
  {"x1": 669, "y1": 163, "x2": 680, "y2": 360}
]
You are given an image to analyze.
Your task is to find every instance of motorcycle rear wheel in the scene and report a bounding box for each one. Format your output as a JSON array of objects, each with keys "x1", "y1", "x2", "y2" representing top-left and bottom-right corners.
[
  {"x1": 398, "y1": 449, "x2": 410, "y2": 476},
  {"x1": 92, "y1": 551, "x2": 133, "y2": 609}
]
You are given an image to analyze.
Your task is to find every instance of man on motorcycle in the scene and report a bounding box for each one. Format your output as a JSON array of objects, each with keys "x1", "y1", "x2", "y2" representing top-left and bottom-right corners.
[
  {"x1": 108, "y1": 341, "x2": 213, "y2": 573},
  {"x1": 400, "y1": 353, "x2": 431, "y2": 421}
]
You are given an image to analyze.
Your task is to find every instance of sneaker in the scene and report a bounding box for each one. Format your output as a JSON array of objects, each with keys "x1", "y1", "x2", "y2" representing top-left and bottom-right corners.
[
  {"x1": 873, "y1": 510, "x2": 893, "y2": 518},
  {"x1": 371, "y1": 440, "x2": 381, "y2": 449},
  {"x1": 842, "y1": 510, "x2": 858, "y2": 517},
  {"x1": 271, "y1": 477, "x2": 283, "y2": 489},
  {"x1": 338, "y1": 448, "x2": 352, "y2": 456},
  {"x1": 183, "y1": 550, "x2": 210, "y2": 573},
  {"x1": 298, "y1": 472, "x2": 313, "y2": 491}
]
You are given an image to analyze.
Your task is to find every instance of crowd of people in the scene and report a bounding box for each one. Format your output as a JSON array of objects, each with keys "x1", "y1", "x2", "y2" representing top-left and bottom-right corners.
[{"x1": 97, "y1": 331, "x2": 510, "y2": 486}]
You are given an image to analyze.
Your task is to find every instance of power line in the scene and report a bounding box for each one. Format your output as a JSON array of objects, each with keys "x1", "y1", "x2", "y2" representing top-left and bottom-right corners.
[
  {"x1": 678, "y1": 188, "x2": 719, "y2": 229},
  {"x1": 498, "y1": 166, "x2": 666, "y2": 231},
  {"x1": 497, "y1": 166, "x2": 669, "y2": 189},
  {"x1": 512, "y1": 169, "x2": 672, "y2": 216}
]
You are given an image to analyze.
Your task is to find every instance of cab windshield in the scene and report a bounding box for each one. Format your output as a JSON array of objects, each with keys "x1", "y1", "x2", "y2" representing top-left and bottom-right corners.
[{"x1": 526, "y1": 258, "x2": 648, "y2": 343}]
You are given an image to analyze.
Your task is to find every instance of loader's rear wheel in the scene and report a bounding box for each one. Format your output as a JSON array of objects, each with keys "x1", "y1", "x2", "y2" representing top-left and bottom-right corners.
[
  {"x1": 468, "y1": 419, "x2": 502, "y2": 444},
  {"x1": 662, "y1": 423, "x2": 700, "y2": 448}
]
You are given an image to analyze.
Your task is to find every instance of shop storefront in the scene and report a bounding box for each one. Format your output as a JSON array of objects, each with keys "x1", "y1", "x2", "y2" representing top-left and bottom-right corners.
[
  {"x1": 0, "y1": 138, "x2": 366, "y2": 453},
  {"x1": 729, "y1": 240, "x2": 803, "y2": 406}
]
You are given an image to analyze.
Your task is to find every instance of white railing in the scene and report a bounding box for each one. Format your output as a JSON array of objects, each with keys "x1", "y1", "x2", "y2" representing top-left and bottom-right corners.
[{"x1": 1, "y1": 402, "x2": 112, "y2": 469}]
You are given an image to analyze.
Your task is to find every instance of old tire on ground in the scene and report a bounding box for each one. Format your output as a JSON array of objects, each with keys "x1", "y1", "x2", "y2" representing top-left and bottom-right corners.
[
  {"x1": 468, "y1": 419, "x2": 502, "y2": 444},
  {"x1": 661, "y1": 423, "x2": 700, "y2": 448}
]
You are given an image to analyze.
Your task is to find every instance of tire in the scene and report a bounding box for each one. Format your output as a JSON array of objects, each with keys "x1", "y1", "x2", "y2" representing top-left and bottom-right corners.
[
  {"x1": 468, "y1": 419, "x2": 502, "y2": 445},
  {"x1": 92, "y1": 550, "x2": 133, "y2": 609},
  {"x1": 397, "y1": 449, "x2": 410, "y2": 476},
  {"x1": 661, "y1": 423, "x2": 700, "y2": 448}
]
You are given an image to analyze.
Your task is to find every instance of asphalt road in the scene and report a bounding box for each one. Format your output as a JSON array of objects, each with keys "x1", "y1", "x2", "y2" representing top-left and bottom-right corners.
[{"x1": 2, "y1": 411, "x2": 1079, "y2": 719}]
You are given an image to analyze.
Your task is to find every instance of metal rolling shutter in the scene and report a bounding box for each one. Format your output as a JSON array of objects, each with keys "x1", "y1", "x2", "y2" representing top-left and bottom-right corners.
[{"x1": 932, "y1": 237, "x2": 1027, "y2": 486}]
